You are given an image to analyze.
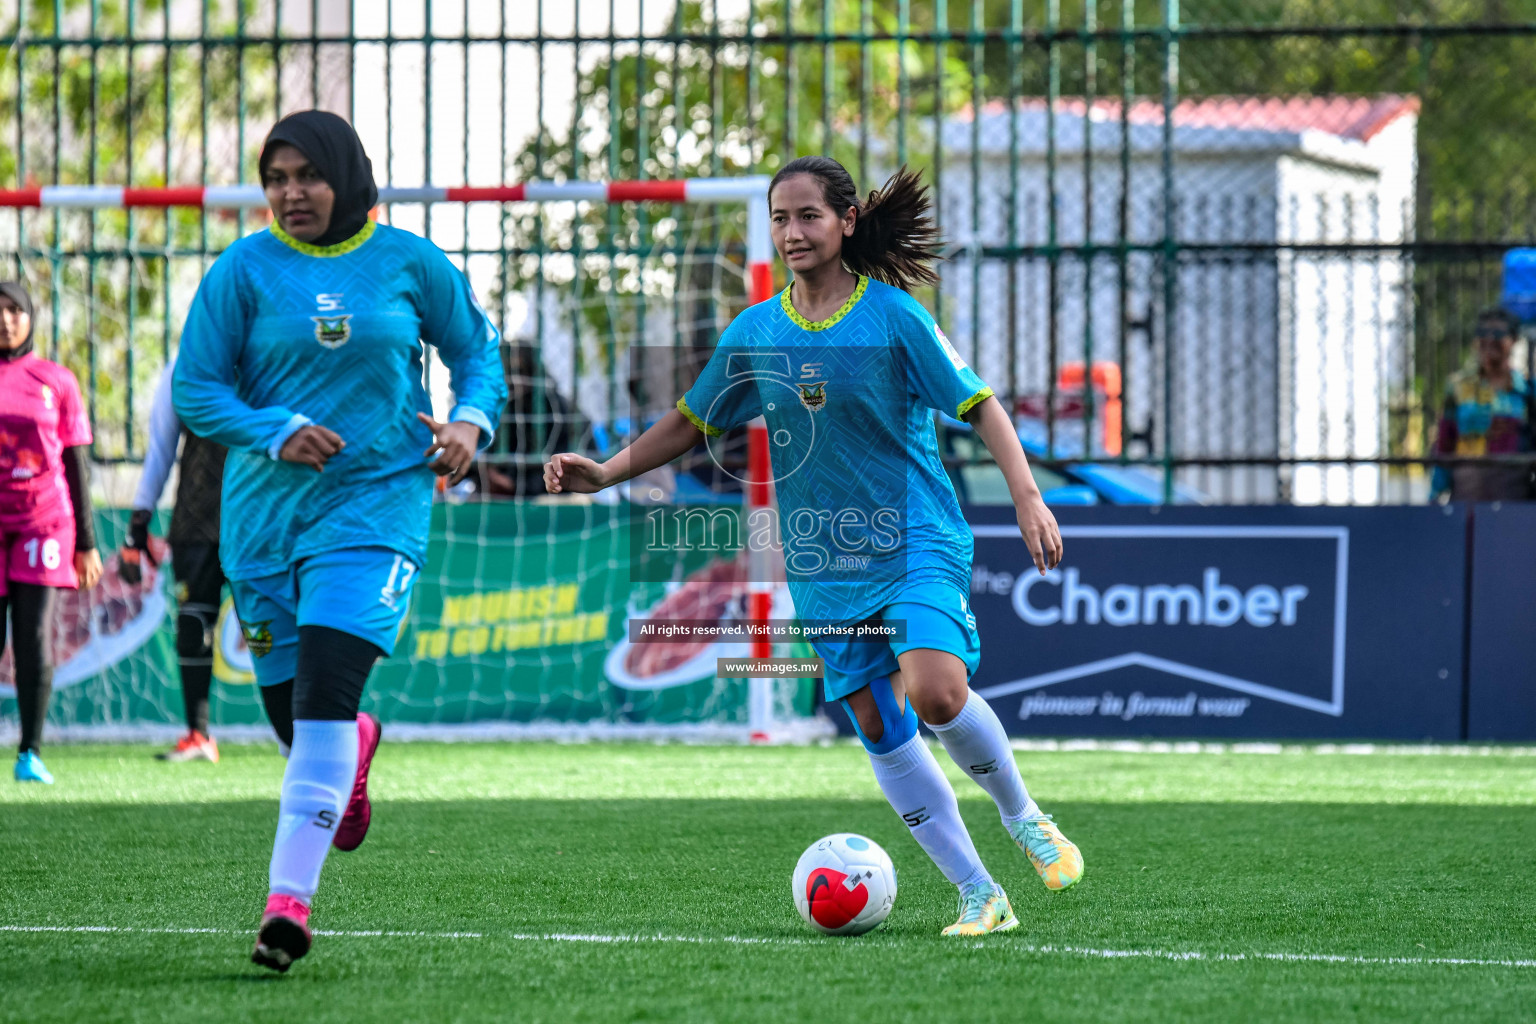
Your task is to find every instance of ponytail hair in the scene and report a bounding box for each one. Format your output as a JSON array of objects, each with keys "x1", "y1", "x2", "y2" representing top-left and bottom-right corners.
[{"x1": 768, "y1": 156, "x2": 942, "y2": 292}]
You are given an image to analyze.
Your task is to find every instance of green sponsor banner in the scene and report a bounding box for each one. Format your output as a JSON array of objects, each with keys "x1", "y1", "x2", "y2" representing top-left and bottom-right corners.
[{"x1": 3, "y1": 504, "x2": 813, "y2": 730}]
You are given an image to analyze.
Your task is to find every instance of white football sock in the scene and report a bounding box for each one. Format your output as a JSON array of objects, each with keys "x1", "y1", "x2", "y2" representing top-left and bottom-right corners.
[
  {"x1": 928, "y1": 690, "x2": 1041, "y2": 825},
  {"x1": 268, "y1": 719, "x2": 358, "y2": 904},
  {"x1": 868, "y1": 734, "x2": 991, "y2": 891}
]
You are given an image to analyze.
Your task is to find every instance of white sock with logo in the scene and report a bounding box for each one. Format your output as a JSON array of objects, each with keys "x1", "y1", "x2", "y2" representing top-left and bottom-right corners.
[
  {"x1": 268, "y1": 719, "x2": 358, "y2": 904},
  {"x1": 867, "y1": 734, "x2": 991, "y2": 891},
  {"x1": 928, "y1": 690, "x2": 1041, "y2": 825}
]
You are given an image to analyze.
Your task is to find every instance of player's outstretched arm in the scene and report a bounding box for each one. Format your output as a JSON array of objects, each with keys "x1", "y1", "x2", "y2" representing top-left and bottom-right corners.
[
  {"x1": 964, "y1": 394, "x2": 1063, "y2": 575},
  {"x1": 544, "y1": 408, "x2": 703, "y2": 495}
]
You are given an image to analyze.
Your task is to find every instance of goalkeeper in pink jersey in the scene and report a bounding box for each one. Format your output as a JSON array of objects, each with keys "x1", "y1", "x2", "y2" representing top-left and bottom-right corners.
[{"x1": 0, "y1": 281, "x2": 103, "y2": 784}]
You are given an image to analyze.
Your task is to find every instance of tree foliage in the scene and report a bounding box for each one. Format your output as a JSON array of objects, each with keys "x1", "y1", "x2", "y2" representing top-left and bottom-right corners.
[
  {"x1": 0, "y1": 0, "x2": 278, "y2": 458},
  {"x1": 514, "y1": 0, "x2": 1536, "y2": 229},
  {"x1": 502, "y1": 0, "x2": 1533, "y2": 436}
]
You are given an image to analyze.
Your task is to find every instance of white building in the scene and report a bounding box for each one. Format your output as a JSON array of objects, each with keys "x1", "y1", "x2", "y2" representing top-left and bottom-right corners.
[{"x1": 936, "y1": 96, "x2": 1420, "y2": 504}]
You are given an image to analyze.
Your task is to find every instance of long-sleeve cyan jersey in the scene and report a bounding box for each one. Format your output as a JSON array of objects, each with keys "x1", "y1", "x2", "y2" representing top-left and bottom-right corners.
[{"x1": 174, "y1": 221, "x2": 507, "y2": 580}]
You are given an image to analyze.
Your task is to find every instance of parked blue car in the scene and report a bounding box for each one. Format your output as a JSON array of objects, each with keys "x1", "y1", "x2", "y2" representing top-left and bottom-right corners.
[{"x1": 936, "y1": 414, "x2": 1209, "y2": 506}]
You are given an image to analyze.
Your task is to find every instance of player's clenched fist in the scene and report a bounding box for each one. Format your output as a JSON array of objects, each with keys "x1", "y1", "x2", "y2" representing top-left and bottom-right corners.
[
  {"x1": 278, "y1": 424, "x2": 345, "y2": 472},
  {"x1": 543, "y1": 452, "x2": 610, "y2": 495}
]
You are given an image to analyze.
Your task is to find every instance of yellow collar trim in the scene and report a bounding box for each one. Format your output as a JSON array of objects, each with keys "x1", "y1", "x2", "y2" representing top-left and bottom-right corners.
[
  {"x1": 270, "y1": 219, "x2": 377, "y2": 257},
  {"x1": 780, "y1": 275, "x2": 868, "y2": 332}
]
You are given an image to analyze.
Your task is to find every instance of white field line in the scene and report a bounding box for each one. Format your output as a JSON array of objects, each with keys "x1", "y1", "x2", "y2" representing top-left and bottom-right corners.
[
  {"x1": 4, "y1": 726, "x2": 1533, "y2": 756},
  {"x1": 0, "y1": 925, "x2": 483, "y2": 939},
  {"x1": 4, "y1": 925, "x2": 1534, "y2": 969},
  {"x1": 1007, "y1": 739, "x2": 1536, "y2": 757},
  {"x1": 0, "y1": 721, "x2": 838, "y2": 746},
  {"x1": 1006, "y1": 943, "x2": 1536, "y2": 969},
  {"x1": 511, "y1": 932, "x2": 810, "y2": 946}
]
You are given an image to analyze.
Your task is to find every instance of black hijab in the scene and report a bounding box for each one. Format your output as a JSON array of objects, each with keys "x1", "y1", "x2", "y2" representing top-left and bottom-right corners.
[
  {"x1": 258, "y1": 110, "x2": 378, "y2": 248},
  {"x1": 0, "y1": 281, "x2": 34, "y2": 360}
]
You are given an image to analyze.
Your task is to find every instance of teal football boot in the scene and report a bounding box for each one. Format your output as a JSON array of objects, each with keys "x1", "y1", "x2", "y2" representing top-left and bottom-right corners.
[{"x1": 15, "y1": 750, "x2": 54, "y2": 784}]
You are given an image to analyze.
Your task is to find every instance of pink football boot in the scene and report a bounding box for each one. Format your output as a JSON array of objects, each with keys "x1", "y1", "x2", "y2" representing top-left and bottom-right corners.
[
  {"x1": 332, "y1": 712, "x2": 380, "y2": 852},
  {"x1": 251, "y1": 893, "x2": 312, "y2": 972}
]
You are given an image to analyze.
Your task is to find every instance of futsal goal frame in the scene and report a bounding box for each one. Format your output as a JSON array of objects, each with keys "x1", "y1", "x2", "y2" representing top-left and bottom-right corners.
[{"x1": 0, "y1": 177, "x2": 795, "y2": 743}]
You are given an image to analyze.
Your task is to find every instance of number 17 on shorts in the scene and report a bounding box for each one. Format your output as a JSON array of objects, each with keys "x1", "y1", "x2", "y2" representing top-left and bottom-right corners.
[{"x1": 379, "y1": 554, "x2": 416, "y2": 612}]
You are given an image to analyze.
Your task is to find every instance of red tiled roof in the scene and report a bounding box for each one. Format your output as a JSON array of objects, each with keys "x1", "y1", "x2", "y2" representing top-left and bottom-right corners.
[{"x1": 972, "y1": 95, "x2": 1420, "y2": 142}]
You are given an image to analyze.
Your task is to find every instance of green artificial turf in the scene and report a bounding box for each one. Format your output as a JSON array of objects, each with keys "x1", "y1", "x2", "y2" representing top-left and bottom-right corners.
[{"x1": 3, "y1": 742, "x2": 1535, "y2": 1023}]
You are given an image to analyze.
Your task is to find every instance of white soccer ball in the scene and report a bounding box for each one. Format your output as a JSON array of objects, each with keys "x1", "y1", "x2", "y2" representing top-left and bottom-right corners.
[{"x1": 792, "y1": 833, "x2": 897, "y2": 936}]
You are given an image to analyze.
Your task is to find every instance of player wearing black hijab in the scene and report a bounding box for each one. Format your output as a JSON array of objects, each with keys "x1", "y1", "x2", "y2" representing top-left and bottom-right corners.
[
  {"x1": 173, "y1": 110, "x2": 505, "y2": 972},
  {"x1": 258, "y1": 109, "x2": 379, "y2": 246}
]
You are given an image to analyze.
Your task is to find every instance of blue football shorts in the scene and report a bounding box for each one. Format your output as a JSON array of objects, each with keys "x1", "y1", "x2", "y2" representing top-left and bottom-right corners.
[
  {"x1": 229, "y1": 546, "x2": 420, "y2": 688},
  {"x1": 811, "y1": 581, "x2": 981, "y2": 702}
]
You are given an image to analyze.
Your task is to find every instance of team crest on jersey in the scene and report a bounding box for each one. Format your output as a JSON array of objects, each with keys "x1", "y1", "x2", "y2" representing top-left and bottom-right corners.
[
  {"x1": 241, "y1": 620, "x2": 274, "y2": 658},
  {"x1": 312, "y1": 314, "x2": 353, "y2": 349},
  {"x1": 39, "y1": 385, "x2": 55, "y2": 409},
  {"x1": 798, "y1": 381, "x2": 828, "y2": 412}
]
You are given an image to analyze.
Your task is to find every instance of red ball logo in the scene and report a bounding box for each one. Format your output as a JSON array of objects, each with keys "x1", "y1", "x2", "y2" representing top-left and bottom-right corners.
[{"x1": 805, "y1": 867, "x2": 869, "y2": 930}]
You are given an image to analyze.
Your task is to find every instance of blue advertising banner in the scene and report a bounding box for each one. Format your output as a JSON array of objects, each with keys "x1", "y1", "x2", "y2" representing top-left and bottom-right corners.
[
  {"x1": 964, "y1": 505, "x2": 1468, "y2": 740},
  {"x1": 1466, "y1": 502, "x2": 1536, "y2": 742}
]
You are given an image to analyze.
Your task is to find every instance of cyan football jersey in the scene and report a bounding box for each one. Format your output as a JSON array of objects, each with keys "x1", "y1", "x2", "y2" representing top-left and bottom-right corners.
[
  {"x1": 174, "y1": 222, "x2": 507, "y2": 581},
  {"x1": 678, "y1": 276, "x2": 992, "y2": 625}
]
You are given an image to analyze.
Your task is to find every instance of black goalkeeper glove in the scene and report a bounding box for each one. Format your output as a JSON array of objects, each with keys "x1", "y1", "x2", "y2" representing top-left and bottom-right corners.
[{"x1": 117, "y1": 508, "x2": 157, "y2": 584}]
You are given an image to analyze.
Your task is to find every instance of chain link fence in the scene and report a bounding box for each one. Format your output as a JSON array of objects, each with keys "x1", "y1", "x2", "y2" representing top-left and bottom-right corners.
[{"x1": 3, "y1": 0, "x2": 1534, "y2": 504}]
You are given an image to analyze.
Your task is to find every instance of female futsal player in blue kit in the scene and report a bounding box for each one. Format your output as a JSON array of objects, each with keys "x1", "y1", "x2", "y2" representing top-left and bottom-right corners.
[
  {"x1": 545, "y1": 156, "x2": 1081, "y2": 936},
  {"x1": 175, "y1": 110, "x2": 506, "y2": 970}
]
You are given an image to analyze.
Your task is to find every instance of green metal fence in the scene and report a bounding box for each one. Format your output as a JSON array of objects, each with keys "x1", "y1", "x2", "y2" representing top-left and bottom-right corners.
[{"x1": 3, "y1": 0, "x2": 1536, "y2": 504}]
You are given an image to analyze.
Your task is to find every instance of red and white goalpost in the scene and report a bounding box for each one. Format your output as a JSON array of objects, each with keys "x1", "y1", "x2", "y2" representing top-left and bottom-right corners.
[{"x1": 0, "y1": 177, "x2": 791, "y2": 741}]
